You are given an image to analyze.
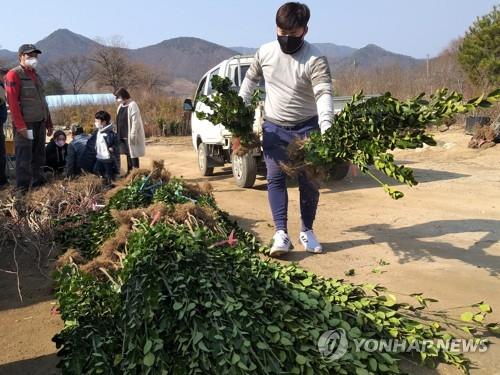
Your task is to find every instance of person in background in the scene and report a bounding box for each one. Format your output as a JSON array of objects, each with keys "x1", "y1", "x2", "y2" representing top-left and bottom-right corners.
[
  {"x1": 64, "y1": 123, "x2": 90, "y2": 178},
  {"x1": 94, "y1": 110, "x2": 118, "y2": 185},
  {"x1": 0, "y1": 68, "x2": 8, "y2": 189},
  {"x1": 45, "y1": 130, "x2": 68, "y2": 174},
  {"x1": 5, "y1": 44, "x2": 53, "y2": 191},
  {"x1": 114, "y1": 88, "x2": 146, "y2": 175},
  {"x1": 239, "y1": 2, "x2": 334, "y2": 257},
  {"x1": 183, "y1": 98, "x2": 192, "y2": 132}
]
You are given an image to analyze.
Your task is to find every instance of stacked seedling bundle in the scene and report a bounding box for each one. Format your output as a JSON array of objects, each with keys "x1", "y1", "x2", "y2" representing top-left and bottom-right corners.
[{"x1": 52, "y1": 163, "x2": 497, "y2": 374}]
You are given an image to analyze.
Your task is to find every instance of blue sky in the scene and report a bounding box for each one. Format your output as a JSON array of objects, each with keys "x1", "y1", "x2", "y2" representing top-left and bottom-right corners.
[{"x1": 1, "y1": 0, "x2": 497, "y2": 58}]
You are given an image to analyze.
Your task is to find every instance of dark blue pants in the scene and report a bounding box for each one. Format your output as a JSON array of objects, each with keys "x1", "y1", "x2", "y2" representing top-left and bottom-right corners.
[
  {"x1": 262, "y1": 117, "x2": 320, "y2": 232},
  {"x1": 95, "y1": 159, "x2": 115, "y2": 184},
  {"x1": 14, "y1": 122, "x2": 46, "y2": 189}
]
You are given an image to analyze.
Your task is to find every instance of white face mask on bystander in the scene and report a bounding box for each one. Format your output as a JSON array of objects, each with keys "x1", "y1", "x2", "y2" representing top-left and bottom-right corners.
[
  {"x1": 24, "y1": 57, "x2": 39, "y2": 69},
  {"x1": 95, "y1": 120, "x2": 102, "y2": 129}
]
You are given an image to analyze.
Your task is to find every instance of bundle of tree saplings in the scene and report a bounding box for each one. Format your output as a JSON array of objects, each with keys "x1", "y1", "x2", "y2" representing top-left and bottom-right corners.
[
  {"x1": 198, "y1": 76, "x2": 499, "y2": 198},
  {"x1": 284, "y1": 89, "x2": 499, "y2": 199},
  {"x1": 52, "y1": 165, "x2": 496, "y2": 374},
  {"x1": 196, "y1": 75, "x2": 262, "y2": 156}
]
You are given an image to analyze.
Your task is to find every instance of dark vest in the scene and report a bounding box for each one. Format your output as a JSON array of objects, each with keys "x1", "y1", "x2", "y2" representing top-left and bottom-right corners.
[{"x1": 12, "y1": 65, "x2": 49, "y2": 123}]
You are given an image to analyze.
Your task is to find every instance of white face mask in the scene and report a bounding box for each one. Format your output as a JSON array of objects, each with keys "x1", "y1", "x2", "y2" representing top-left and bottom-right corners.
[
  {"x1": 56, "y1": 140, "x2": 66, "y2": 147},
  {"x1": 116, "y1": 98, "x2": 123, "y2": 103},
  {"x1": 95, "y1": 120, "x2": 102, "y2": 129},
  {"x1": 25, "y1": 57, "x2": 39, "y2": 69}
]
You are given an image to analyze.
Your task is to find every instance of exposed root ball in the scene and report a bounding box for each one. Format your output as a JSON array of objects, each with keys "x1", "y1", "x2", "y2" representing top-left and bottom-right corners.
[
  {"x1": 200, "y1": 181, "x2": 213, "y2": 194},
  {"x1": 279, "y1": 138, "x2": 326, "y2": 183},
  {"x1": 469, "y1": 125, "x2": 497, "y2": 149},
  {"x1": 79, "y1": 259, "x2": 119, "y2": 279},
  {"x1": 172, "y1": 202, "x2": 217, "y2": 228},
  {"x1": 79, "y1": 203, "x2": 171, "y2": 276},
  {"x1": 125, "y1": 169, "x2": 151, "y2": 184},
  {"x1": 233, "y1": 135, "x2": 262, "y2": 157},
  {"x1": 151, "y1": 160, "x2": 171, "y2": 182},
  {"x1": 110, "y1": 202, "x2": 170, "y2": 225},
  {"x1": 56, "y1": 248, "x2": 85, "y2": 269},
  {"x1": 184, "y1": 181, "x2": 213, "y2": 199},
  {"x1": 125, "y1": 160, "x2": 171, "y2": 185}
]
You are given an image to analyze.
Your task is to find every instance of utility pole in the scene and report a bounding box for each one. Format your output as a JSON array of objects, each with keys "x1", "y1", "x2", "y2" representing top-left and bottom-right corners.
[{"x1": 426, "y1": 53, "x2": 430, "y2": 94}]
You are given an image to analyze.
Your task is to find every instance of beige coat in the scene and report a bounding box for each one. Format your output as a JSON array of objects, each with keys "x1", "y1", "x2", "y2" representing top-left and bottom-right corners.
[{"x1": 117, "y1": 101, "x2": 146, "y2": 158}]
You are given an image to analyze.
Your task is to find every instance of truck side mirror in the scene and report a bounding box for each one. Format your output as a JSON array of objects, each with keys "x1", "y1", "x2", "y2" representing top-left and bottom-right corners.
[{"x1": 183, "y1": 99, "x2": 194, "y2": 112}]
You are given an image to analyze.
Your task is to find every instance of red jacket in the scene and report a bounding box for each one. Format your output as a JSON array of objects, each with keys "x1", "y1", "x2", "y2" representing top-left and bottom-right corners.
[{"x1": 4, "y1": 66, "x2": 53, "y2": 131}]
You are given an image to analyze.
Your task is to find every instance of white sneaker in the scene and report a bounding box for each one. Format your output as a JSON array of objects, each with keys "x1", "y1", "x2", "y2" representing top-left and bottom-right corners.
[
  {"x1": 299, "y1": 230, "x2": 323, "y2": 253},
  {"x1": 270, "y1": 230, "x2": 293, "y2": 257}
]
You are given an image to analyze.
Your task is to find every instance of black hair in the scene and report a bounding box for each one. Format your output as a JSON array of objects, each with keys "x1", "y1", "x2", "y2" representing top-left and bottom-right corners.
[
  {"x1": 71, "y1": 123, "x2": 84, "y2": 135},
  {"x1": 276, "y1": 2, "x2": 310, "y2": 30},
  {"x1": 53, "y1": 130, "x2": 66, "y2": 141},
  {"x1": 114, "y1": 87, "x2": 131, "y2": 100},
  {"x1": 95, "y1": 110, "x2": 111, "y2": 125}
]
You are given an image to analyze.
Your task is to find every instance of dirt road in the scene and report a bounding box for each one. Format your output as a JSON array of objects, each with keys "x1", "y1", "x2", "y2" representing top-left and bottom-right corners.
[{"x1": 1, "y1": 127, "x2": 499, "y2": 374}]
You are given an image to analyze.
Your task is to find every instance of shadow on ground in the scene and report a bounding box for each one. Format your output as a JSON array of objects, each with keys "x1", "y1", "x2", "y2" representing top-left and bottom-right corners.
[
  {"x1": 187, "y1": 165, "x2": 469, "y2": 196},
  {"x1": 0, "y1": 354, "x2": 59, "y2": 375},
  {"x1": 321, "y1": 167, "x2": 470, "y2": 194},
  {"x1": 286, "y1": 219, "x2": 500, "y2": 276},
  {"x1": 0, "y1": 246, "x2": 56, "y2": 313}
]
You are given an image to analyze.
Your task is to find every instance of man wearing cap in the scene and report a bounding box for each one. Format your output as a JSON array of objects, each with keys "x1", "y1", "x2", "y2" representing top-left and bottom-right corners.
[
  {"x1": 0, "y1": 68, "x2": 8, "y2": 189},
  {"x1": 5, "y1": 44, "x2": 53, "y2": 190}
]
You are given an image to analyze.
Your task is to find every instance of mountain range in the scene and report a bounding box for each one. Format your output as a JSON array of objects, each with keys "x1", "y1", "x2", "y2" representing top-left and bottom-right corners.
[{"x1": 0, "y1": 29, "x2": 423, "y2": 94}]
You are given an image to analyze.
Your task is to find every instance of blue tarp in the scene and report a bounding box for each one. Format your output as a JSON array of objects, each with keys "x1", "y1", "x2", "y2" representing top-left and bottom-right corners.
[{"x1": 45, "y1": 93, "x2": 116, "y2": 109}]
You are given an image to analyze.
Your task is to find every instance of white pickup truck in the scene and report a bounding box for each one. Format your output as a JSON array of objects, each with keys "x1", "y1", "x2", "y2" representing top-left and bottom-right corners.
[{"x1": 183, "y1": 55, "x2": 351, "y2": 188}]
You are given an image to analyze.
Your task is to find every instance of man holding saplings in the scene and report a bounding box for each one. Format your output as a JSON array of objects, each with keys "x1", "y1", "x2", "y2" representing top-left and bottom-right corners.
[{"x1": 239, "y1": 2, "x2": 334, "y2": 257}]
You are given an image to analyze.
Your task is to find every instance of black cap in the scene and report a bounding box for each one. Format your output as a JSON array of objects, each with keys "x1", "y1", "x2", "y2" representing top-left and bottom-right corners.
[{"x1": 18, "y1": 44, "x2": 42, "y2": 55}]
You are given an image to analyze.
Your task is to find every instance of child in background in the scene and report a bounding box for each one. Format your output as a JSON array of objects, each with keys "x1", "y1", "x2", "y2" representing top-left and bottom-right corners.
[
  {"x1": 94, "y1": 110, "x2": 118, "y2": 185},
  {"x1": 45, "y1": 130, "x2": 68, "y2": 174}
]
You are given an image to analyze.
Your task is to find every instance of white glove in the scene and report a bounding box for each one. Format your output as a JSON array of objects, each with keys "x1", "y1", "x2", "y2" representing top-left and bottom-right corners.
[{"x1": 320, "y1": 120, "x2": 332, "y2": 135}]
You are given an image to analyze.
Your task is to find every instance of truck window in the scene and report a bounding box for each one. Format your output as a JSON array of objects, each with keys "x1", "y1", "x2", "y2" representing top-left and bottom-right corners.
[
  {"x1": 194, "y1": 76, "x2": 207, "y2": 107},
  {"x1": 233, "y1": 65, "x2": 264, "y2": 88},
  {"x1": 232, "y1": 65, "x2": 249, "y2": 87},
  {"x1": 207, "y1": 68, "x2": 221, "y2": 95}
]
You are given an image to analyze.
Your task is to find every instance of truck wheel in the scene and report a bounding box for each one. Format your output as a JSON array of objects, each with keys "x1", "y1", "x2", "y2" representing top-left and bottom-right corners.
[
  {"x1": 198, "y1": 143, "x2": 214, "y2": 176},
  {"x1": 330, "y1": 161, "x2": 350, "y2": 180},
  {"x1": 232, "y1": 153, "x2": 257, "y2": 188}
]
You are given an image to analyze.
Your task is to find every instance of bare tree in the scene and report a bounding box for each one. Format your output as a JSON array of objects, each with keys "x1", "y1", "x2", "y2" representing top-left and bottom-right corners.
[
  {"x1": 45, "y1": 56, "x2": 95, "y2": 94},
  {"x1": 431, "y1": 38, "x2": 475, "y2": 97},
  {"x1": 89, "y1": 35, "x2": 171, "y2": 93},
  {"x1": 91, "y1": 47, "x2": 139, "y2": 92},
  {"x1": 93, "y1": 35, "x2": 128, "y2": 49},
  {"x1": 135, "y1": 64, "x2": 170, "y2": 93}
]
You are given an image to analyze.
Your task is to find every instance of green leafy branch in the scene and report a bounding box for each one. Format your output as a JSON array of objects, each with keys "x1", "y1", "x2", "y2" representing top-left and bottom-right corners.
[
  {"x1": 291, "y1": 88, "x2": 500, "y2": 199},
  {"x1": 196, "y1": 76, "x2": 261, "y2": 153}
]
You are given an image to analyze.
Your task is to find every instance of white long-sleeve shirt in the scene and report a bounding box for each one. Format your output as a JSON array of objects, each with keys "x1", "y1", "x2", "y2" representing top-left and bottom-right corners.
[
  {"x1": 239, "y1": 40, "x2": 334, "y2": 133},
  {"x1": 95, "y1": 124, "x2": 112, "y2": 160}
]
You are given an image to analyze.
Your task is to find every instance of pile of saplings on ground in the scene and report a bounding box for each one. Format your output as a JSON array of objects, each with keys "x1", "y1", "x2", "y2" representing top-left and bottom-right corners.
[{"x1": 52, "y1": 160, "x2": 497, "y2": 374}]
